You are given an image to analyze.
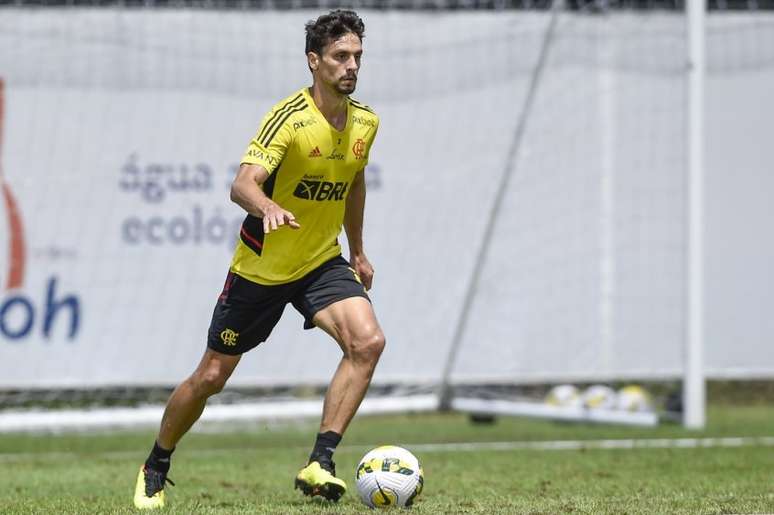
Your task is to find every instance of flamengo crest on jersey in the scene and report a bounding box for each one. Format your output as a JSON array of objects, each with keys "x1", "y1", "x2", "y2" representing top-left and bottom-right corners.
[{"x1": 233, "y1": 88, "x2": 379, "y2": 286}]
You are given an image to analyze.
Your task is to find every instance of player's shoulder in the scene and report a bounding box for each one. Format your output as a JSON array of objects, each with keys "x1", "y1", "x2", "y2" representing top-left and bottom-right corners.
[
  {"x1": 348, "y1": 96, "x2": 379, "y2": 124},
  {"x1": 265, "y1": 89, "x2": 312, "y2": 119}
]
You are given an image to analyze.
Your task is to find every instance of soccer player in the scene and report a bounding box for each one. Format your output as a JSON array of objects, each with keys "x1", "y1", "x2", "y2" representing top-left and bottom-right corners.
[{"x1": 133, "y1": 10, "x2": 382, "y2": 509}]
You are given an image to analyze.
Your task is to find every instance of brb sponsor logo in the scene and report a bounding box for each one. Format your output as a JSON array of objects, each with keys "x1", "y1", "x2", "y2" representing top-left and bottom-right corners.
[
  {"x1": 293, "y1": 174, "x2": 349, "y2": 201},
  {"x1": 0, "y1": 79, "x2": 81, "y2": 341}
]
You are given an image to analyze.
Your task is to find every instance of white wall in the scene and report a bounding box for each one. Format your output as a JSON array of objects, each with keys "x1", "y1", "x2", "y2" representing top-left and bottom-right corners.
[{"x1": 706, "y1": 68, "x2": 774, "y2": 377}]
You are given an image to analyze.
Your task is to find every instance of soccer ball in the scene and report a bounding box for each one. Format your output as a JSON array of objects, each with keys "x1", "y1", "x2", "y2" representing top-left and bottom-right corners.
[
  {"x1": 355, "y1": 445, "x2": 424, "y2": 508},
  {"x1": 545, "y1": 384, "x2": 582, "y2": 408},
  {"x1": 616, "y1": 385, "x2": 655, "y2": 412},
  {"x1": 581, "y1": 384, "x2": 617, "y2": 410}
]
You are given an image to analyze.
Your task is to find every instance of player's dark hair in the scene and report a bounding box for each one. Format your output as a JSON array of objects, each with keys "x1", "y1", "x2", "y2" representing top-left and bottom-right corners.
[{"x1": 305, "y1": 10, "x2": 365, "y2": 56}]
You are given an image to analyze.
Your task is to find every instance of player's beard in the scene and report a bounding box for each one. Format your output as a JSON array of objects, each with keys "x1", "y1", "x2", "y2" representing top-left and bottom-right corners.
[{"x1": 336, "y1": 75, "x2": 357, "y2": 95}]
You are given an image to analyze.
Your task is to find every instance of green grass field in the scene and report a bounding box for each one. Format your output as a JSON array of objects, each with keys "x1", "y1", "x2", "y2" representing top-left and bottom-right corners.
[{"x1": 1, "y1": 405, "x2": 773, "y2": 514}]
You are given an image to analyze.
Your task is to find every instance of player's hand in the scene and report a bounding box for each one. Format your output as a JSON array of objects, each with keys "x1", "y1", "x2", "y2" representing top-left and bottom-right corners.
[
  {"x1": 350, "y1": 253, "x2": 374, "y2": 291},
  {"x1": 261, "y1": 202, "x2": 300, "y2": 233}
]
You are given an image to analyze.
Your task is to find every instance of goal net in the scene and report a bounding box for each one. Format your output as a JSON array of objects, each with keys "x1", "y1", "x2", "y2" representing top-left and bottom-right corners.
[{"x1": 0, "y1": 1, "x2": 772, "y2": 431}]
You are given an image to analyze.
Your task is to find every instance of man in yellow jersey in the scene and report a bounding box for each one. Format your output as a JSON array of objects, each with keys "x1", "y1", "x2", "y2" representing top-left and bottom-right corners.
[{"x1": 134, "y1": 10, "x2": 382, "y2": 509}]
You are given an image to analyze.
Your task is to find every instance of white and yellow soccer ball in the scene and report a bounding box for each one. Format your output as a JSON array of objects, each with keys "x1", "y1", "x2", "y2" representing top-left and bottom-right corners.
[
  {"x1": 355, "y1": 445, "x2": 424, "y2": 508},
  {"x1": 545, "y1": 384, "x2": 582, "y2": 408},
  {"x1": 581, "y1": 384, "x2": 618, "y2": 410},
  {"x1": 616, "y1": 384, "x2": 655, "y2": 412}
]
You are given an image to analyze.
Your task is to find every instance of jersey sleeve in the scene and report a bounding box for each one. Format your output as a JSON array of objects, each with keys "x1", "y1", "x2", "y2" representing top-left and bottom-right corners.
[
  {"x1": 362, "y1": 118, "x2": 380, "y2": 168},
  {"x1": 240, "y1": 110, "x2": 295, "y2": 174}
]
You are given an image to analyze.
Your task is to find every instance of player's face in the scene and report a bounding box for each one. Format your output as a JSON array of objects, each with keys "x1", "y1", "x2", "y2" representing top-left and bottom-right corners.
[{"x1": 311, "y1": 32, "x2": 363, "y2": 95}]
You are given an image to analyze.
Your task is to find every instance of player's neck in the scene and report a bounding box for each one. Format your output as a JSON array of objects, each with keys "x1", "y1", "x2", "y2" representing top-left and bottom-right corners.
[{"x1": 308, "y1": 84, "x2": 348, "y2": 129}]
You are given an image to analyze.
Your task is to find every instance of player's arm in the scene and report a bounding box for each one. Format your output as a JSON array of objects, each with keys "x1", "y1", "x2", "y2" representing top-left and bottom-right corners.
[
  {"x1": 230, "y1": 163, "x2": 300, "y2": 233},
  {"x1": 344, "y1": 168, "x2": 373, "y2": 290}
]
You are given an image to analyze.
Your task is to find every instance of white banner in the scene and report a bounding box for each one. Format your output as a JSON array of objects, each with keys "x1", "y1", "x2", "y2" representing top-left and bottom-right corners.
[
  {"x1": 0, "y1": 9, "x2": 529, "y2": 387},
  {"x1": 0, "y1": 9, "x2": 772, "y2": 388}
]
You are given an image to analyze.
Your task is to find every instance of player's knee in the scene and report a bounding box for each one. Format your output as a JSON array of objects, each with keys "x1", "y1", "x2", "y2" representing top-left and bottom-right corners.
[
  {"x1": 349, "y1": 329, "x2": 385, "y2": 365},
  {"x1": 192, "y1": 368, "x2": 229, "y2": 396}
]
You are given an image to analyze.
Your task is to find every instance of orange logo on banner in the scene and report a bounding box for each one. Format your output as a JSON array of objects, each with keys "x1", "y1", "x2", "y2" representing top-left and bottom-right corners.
[
  {"x1": 0, "y1": 78, "x2": 26, "y2": 291},
  {"x1": 352, "y1": 138, "x2": 366, "y2": 160}
]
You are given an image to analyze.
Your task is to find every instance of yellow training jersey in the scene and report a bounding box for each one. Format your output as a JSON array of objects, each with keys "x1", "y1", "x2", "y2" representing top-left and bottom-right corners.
[{"x1": 231, "y1": 87, "x2": 379, "y2": 285}]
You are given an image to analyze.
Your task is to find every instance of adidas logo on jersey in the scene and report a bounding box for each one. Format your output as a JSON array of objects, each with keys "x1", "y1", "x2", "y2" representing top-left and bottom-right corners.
[{"x1": 308, "y1": 146, "x2": 322, "y2": 158}]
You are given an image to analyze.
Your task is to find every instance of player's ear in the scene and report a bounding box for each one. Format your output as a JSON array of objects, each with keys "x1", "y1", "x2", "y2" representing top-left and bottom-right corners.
[{"x1": 308, "y1": 52, "x2": 319, "y2": 71}]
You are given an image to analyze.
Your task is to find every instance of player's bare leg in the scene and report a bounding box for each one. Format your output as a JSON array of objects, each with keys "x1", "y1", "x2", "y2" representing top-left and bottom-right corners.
[
  {"x1": 157, "y1": 349, "x2": 241, "y2": 449},
  {"x1": 134, "y1": 349, "x2": 241, "y2": 510},
  {"x1": 295, "y1": 296, "x2": 385, "y2": 501},
  {"x1": 314, "y1": 297, "x2": 385, "y2": 433}
]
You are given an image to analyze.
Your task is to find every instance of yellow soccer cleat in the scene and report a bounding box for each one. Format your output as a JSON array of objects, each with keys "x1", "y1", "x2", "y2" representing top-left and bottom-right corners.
[
  {"x1": 294, "y1": 459, "x2": 347, "y2": 502},
  {"x1": 133, "y1": 465, "x2": 174, "y2": 510}
]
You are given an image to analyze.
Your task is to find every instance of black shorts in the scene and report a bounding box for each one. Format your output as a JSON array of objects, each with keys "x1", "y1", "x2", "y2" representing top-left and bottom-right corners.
[{"x1": 207, "y1": 255, "x2": 369, "y2": 355}]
